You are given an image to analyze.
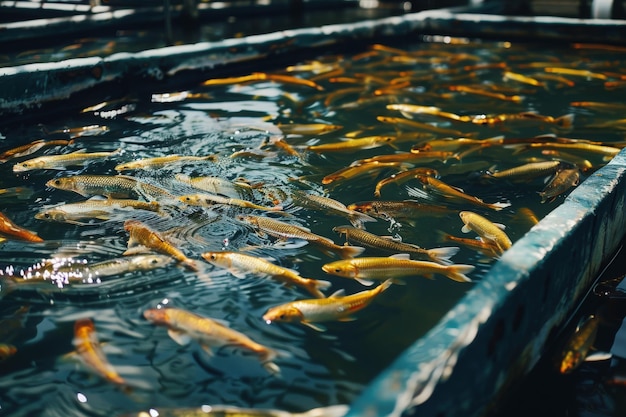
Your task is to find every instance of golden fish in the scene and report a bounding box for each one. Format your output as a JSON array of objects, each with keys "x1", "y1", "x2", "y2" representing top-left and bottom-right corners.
[
  {"x1": 482, "y1": 160, "x2": 564, "y2": 182},
  {"x1": 0, "y1": 211, "x2": 43, "y2": 242},
  {"x1": 305, "y1": 135, "x2": 398, "y2": 153},
  {"x1": 386, "y1": 103, "x2": 471, "y2": 122},
  {"x1": 376, "y1": 116, "x2": 467, "y2": 136},
  {"x1": 174, "y1": 173, "x2": 252, "y2": 199},
  {"x1": 143, "y1": 307, "x2": 280, "y2": 374},
  {"x1": 263, "y1": 279, "x2": 393, "y2": 331},
  {"x1": 237, "y1": 214, "x2": 364, "y2": 259},
  {"x1": 276, "y1": 123, "x2": 342, "y2": 136},
  {"x1": 322, "y1": 254, "x2": 474, "y2": 285},
  {"x1": 459, "y1": 211, "x2": 512, "y2": 255},
  {"x1": 449, "y1": 85, "x2": 524, "y2": 103},
  {"x1": 13, "y1": 149, "x2": 120, "y2": 172},
  {"x1": 355, "y1": 150, "x2": 456, "y2": 166},
  {"x1": 48, "y1": 124, "x2": 109, "y2": 138},
  {"x1": 558, "y1": 315, "x2": 601, "y2": 374},
  {"x1": 539, "y1": 167, "x2": 580, "y2": 203},
  {"x1": 46, "y1": 174, "x2": 175, "y2": 201},
  {"x1": 201, "y1": 251, "x2": 330, "y2": 298},
  {"x1": 414, "y1": 136, "x2": 505, "y2": 153},
  {"x1": 123, "y1": 220, "x2": 198, "y2": 271},
  {"x1": 290, "y1": 191, "x2": 376, "y2": 228},
  {"x1": 502, "y1": 71, "x2": 545, "y2": 87},
  {"x1": 544, "y1": 67, "x2": 607, "y2": 80},
  {"x1": 35, "y1": 199, "x2": 162, "y2": 225},
  {"x1": 333, "y1": 225, "x2": 459, "y2": 264},
  {"x1": 120, "y1": 404, "x2": 349, "y2": 417},
  {"x1": 179, "y1": 193, "x2": 282, "y2": 212},
  {"x1": 73, "y1": 318, "x2": 126, "y2": 386},
  {"x1": 322, "y1": 161, "x2": 411, "y2": 185},
  {"x1": 374, "y1": 167, "x2": 440, "y2": 197},
  {"x1": 202, "y1": 72, "x2": 324, "y2": 91},
  {"x1": 407, "y1": 175, "x2": 511, "y2": 211},
  {"x1": 0, "y1": 139, "x2": 74, "y2": 163},
  {"x1": 114, "y1": 154, "x2": 217, "y2": 171},
  {"x1": 515, "y1": 142, "x2": 620, "y2": 161},
  {"x1": 438, "y1": 232, "x2": 501, "y2": 259},
  {"x1": 469, "y1": 111, "x2": 574, "y2": 128}
]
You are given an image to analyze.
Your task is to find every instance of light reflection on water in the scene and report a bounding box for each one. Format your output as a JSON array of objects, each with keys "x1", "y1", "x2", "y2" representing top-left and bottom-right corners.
[{"x1": 0, "y1": 37, "x2": 624, "y2": 416}]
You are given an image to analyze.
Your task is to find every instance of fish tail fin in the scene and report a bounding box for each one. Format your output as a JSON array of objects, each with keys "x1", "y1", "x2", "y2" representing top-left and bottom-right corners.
[
  {"x1": 306, "y1": 279, "x2": 332, "y2": 298},
  {"x1": 260, "y1": 349, "x2": 281, "y2": 376},
  {"x1": 338, "y1": 245, "x2": 366, "y2": 259},
  {"x1": 426, "y1": 246, "x2": 460, "y2": 265},
  {"x1": 556, "y1": 113, "x2": 575, "y2": 129},
  {"x1": 182, "y1": 258, "x2": 199, "y2": 272},
  {"x1": 447, "y1": 264, "x2": 475, "y2": 283}
]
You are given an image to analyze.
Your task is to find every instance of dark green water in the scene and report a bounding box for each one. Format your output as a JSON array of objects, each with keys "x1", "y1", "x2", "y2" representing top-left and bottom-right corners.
[{"x1": 0, "y1": 35, "x2": 625, "y2": 417}]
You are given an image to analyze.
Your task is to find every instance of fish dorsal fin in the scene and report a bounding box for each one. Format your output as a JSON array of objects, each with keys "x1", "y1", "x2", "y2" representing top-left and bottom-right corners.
[
  {"x1": 69, "y1": 149, "x2": 88, "y2": 155},
  {"x1": 381, "y1": 235, "x2": 403, "y2": 242},
  {"x1": 389, "y1": 253, "x2": 411, "y2": 260},
  {"x1": 167, "y1": 329, "x2": 192, "y2": 346}
]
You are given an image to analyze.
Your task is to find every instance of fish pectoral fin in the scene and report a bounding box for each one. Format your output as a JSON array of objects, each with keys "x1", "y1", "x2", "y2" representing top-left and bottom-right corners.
[
  {"x1": 302, "y1": 321, "x2": 326, "y2": 332},
  {"x1": 461, "y1": 225, "x2": 472, "y2": 233},
  {"x1": 584, "y1": 351, "x2": 612, "y2": 362},
  {"x1": 227, "y1": 267, "x2": 249, "y2": 279},
  {"x1": 337, "y1": 316, "x2": 357, "y2": 322},
  {"x1": 167, "y1": 329, "x2": 192, "y2": 346},
  {"x1": 389, "y1": 253, "x2": 411, "y2": 260},
  {"x1": 355, "y1": 278, "x2": 376, "y2": 286},
  {"x1": 494, "y1": 223, "x2": 506, "y2": 230},
  {"x1": 328, "y1": 289, "x2": 346, "y2": 298}
]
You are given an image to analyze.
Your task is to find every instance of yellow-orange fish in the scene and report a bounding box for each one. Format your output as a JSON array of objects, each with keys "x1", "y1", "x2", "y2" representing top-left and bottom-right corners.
[
  {"x1": 201, "y1": 251, "x2": 330, "y2": 298},
  {"x1": 459, "y1": 211, "x2": 512, "y2": 255},
  {"x1": 0, "y1": 211, "x2": 43, "y2": 242},
  {"x1": 144, "y1": 307, "x2": 280, "y2": 374},
  {"x1": 73, "y1": 318, "x2": 126, "y2": 386},
  {"x1": 263, "y1": 279, "x2": 393, "y2": 331}
]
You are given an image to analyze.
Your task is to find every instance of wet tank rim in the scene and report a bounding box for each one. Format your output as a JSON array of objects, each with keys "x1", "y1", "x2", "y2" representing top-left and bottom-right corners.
[{"x1": 1, "y1": 3, "x2": 626, "y2": 417}]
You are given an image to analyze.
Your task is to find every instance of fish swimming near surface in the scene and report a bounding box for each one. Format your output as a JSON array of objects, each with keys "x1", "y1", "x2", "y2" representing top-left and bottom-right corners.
[
  {"x1": 263, "y1": 279, "x2": 394, "y2": 331},
  {"x1": 0, "y1": 139, "x2": 74, "y2": 163},
  {"x1": 114, "y1": 154, "x2": 217, "y2": 171},
  {"x1": 290, "y1": 191, "x2": 376, "y2": 229},
  {"x1": 201, "y1": 251, "x2": 331, "y2": 298},
  {"x1": 13, "y1": 149, "x2": 120, "y2": 172},
  {"x1": 174, "y1": 173, "x2": 253, "y2": 199},
  {"x1": 179, "y1": 193, "x2": 283, "y2": 212},
  {"x1": 123, "y1": 220, "x2": 198, "y2": 271},
  {"x1": 46, "y1": 175, "x2": 175, "y2": 201},
  {"x1": 332, "y1": 225, "x2": 459, "y2": 264},
  {"x1": 143, "y1": 307, "x2": 281, "y2": 374},
  {"x1": 322, "y1": 253, "x2": 474, "y2": 285},
  {"x1": 237, "y1": 214, "x2": 365, "y2": 259},
  {"x1": 73, "y1": 318, "x2": 127, "y2": 386},
  {"x1": 458, "y1": 211, "x2": 512, "y2": 255},
  {"x1": 34, "y1": 198, "x2": 163, "y2": 225},
  {"x1": 538, "y1": 167, "x2": 580, "y2": 203}
]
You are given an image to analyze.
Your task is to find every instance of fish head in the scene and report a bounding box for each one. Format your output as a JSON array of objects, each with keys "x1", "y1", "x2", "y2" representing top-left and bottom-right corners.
[
  {"x1": 322, "y1": 261, "x2": 357, "y2": 278},
  {"x1": 143, "y1": 308, "x2": 169, "y2": 325},
  {"x1": 74, "y1": 318, "x2": 95, "y2": 336},
  {"x1": 200, "y1": 252, "x2": 232, "y2": 268},
  {"x1": 123, "y1": 219, "x2": 142, "y2": 231},
  {"x1": 263, "y1": 305, "x2": 304, "y2": 324},
  {"x1": 13, "y1": 161, "x2": 38, "y2": 173},
  {"x1": 34, "y1": 209, "x2": 66, "y2": 223},
  {"x1": 46, "y1": 177, "x2": 73, "y2": 191},
  {"x1": 458, "y1": 211, "x2": 471, "y2": 223},
  {"x1": 178, "y1": 194, "x2": 201, "y2": 205}
]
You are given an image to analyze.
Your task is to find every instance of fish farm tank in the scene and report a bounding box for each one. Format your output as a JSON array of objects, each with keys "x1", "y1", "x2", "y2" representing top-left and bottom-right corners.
[{"x1": 0, "y1": 1, "x2": 626, "y2": 417}]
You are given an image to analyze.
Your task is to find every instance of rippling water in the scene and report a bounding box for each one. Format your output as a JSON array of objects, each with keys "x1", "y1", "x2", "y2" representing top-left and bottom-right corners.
[{"x1": 0, "y1": 36, "x2": 625, "y2": 416}]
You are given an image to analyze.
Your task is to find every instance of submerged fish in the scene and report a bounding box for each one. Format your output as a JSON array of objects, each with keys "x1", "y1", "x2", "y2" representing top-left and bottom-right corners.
[
  {"x1": 13, "y1": 149, "x2": 120, "y2": 172},
  {"x1": 35, "y1": 198, "x2": 162, "y2": 225},
  {"x1": 0, "y1": 344, "x2": 17, "y2": 362},
  {"x1": 558, "y1": 315, "x2": 601, "y2": 374},
  {"x1": 482, "y1": 160, "x2": 564, "y2": 182},
  {"x1": 73, "y1": 318, "x2": 126, "y2": 386},
  {"x1": 179, "y1": 193, "x2": 282, "y2": 212},
  {"x1": 263, "y1": 279, "x2": 393, "y2": 331},
  {"x1": 123, "y1": 220, "x2": 198, "y2": 271},
  {"x1": 458, "y1": 211, "x2": 512, "y2": 255},
  {"x1": 322, "y1": 254, "x2": 474, "y2": 285},
  {"x1": 119, "y1": 404, "x2": 349, "y2": 417},
  {"x1": 46, "y1": 175, "x2": 175, "y2": 201},
  {"x1": 539, "y1": 167, "x2": 580, "y2": 203},
  {"x1": 407, "y1": 175, "x2": 511, "y2": 211},
  {"x1": 201, "y1": 251, "x2": 331, "y2": 298},
  {"x1": 237, "y1": 214, "x2": 365, "y2": 259},
  {"x1": 346, "y1": 200, "x2": 453, "y2": 222},
  {"x1": 143, "y1": 307, "x2": 280, "y2": 374},
  {"x1": 114, "y1": 154, "x2": 217, "y2": 171},
  {"x1": 174, "y1": 173, "x2": 252, "y2": 199},
  {"x1": 0, "y1": 139, "x2": 74, "y2": 163},
  {"x1": 332, "y1": 225, "x2": 459, "y2": 264},
  {"x1": 305, "y1": 135, "x2": 398, "y2": 153},
  {"x1": 290, "y1": 191, "x2": 376, "y2": 228}
]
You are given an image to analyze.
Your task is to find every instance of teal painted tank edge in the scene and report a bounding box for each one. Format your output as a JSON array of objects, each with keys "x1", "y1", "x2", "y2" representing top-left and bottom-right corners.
[{"x1": 345, "y1": 148, "x2": 626, "y2": 417}]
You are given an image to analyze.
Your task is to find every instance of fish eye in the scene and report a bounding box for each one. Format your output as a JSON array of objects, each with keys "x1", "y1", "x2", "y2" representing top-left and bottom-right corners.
[
  {"x1": 43, "y1": 213, "x2": 51, "y2": 219},
  {"x1": 210, "y1": 254, "x2": 217, "y2": 260},
  {"x1": 150, "y1": 258, "x2": 159, "y2": 264},
  {"x1": 334, "y1": 268, "x2": 342, "y2": 273}
]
